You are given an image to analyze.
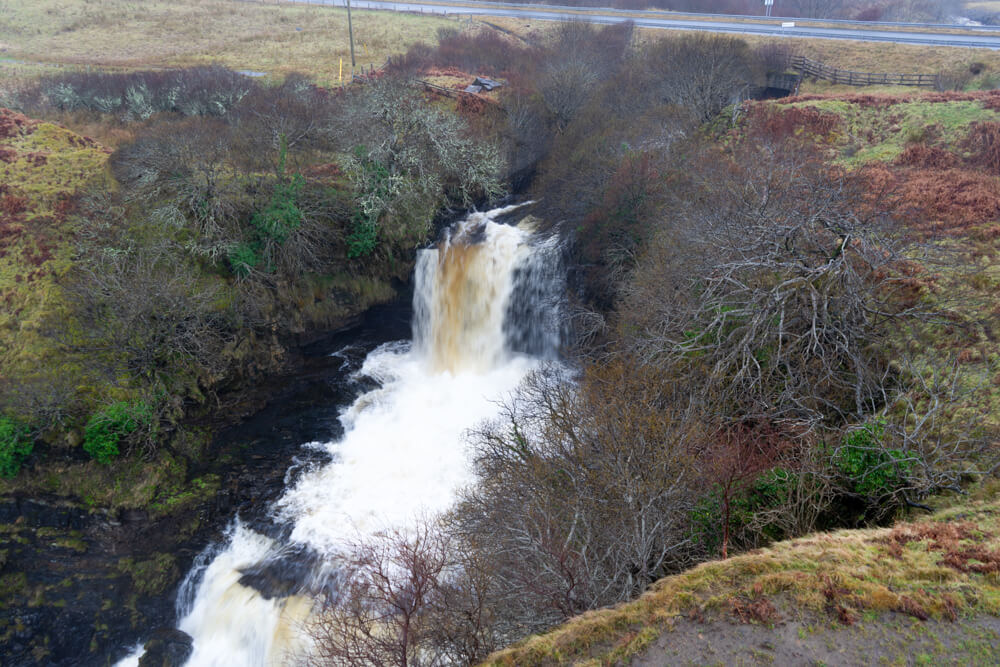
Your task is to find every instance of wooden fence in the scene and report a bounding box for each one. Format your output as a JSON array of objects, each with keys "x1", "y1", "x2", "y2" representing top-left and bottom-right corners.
[{"x1": 789, "y1": 56, "x2": 938, "y2": 88}]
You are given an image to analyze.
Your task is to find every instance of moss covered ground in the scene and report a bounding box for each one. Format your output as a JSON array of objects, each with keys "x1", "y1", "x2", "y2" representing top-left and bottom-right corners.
[{"x1": 0, "y1": 109, "x2": 110, "y2": 403}]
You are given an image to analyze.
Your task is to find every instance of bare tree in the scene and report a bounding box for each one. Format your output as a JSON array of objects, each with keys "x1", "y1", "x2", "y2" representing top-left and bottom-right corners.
[
  {"x1": 698, "y1": 421, "x2": 799, "y2": 559},
  {"x1": 328, "y1": 77, "x2": 506, "y2": 257},
  {"x1": 537, "y1": 22, "x2": 633, "y2": 131},
  {"x1": 621, "y1": 140, "x2": 918, "y2": 430},
  {"x1": 56, "y1": 239, "x2": 232, "y2": 390},
  {"x1": 111, "y1": 117, "x2": 253, "y2": 261},
  {"x1": 642, "y1": 34, "x2": 763, "y2": 122},
  {"x1": 303, "y1": 522, "x2": 501, "y2": 667},
  {"x1": 305, "y1": 526, "x2": 449, "y2": 667},
  {"x1": 452, "y1": 360, "x2": 704, "y2": 634}
]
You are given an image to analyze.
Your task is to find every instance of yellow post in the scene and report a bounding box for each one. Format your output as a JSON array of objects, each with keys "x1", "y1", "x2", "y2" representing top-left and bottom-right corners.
[{"x1": 339, "y1": 57, "x2": 343, "y2": 84}]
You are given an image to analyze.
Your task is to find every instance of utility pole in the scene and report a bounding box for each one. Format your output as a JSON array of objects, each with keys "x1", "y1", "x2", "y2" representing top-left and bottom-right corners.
[{"x1": 346, "y1": 0, "x2": 356, "y2": 76}]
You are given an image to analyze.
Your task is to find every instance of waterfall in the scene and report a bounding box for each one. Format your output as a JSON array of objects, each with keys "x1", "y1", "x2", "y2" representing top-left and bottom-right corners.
[{"x1": 126, "y1": 204, "x2": 562, "y2": 667}]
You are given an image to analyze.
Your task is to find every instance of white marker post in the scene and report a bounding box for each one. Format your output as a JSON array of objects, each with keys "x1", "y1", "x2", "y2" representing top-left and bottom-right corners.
[{"x1": 764, "y1": 0, "x2": 773, "y2": 18}]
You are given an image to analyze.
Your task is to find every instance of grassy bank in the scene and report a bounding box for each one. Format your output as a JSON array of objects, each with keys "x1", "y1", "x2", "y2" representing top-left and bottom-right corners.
[{"x1": 485, "y1": 491, "x2": 1000, "y2": 666}]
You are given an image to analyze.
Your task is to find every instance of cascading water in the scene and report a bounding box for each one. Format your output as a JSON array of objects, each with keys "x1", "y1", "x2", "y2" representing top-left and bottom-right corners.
[{"x1": 121, "y1": 204, "x2": 563, "y2": 667}]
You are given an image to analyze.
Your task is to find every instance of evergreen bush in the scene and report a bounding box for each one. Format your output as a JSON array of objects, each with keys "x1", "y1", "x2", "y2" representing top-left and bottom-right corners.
[
  {"x1": 83, "y1": 401, "x2": 155, "y2": 465},
  {"x1": 0, "y1": 417, "x2": 33, "y2": 478}
]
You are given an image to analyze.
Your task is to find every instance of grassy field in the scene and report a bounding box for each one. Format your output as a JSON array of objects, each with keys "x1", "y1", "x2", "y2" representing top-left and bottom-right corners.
[
  {"x1": 0, "y1": 109, "x2": 109, "y2": 382},
  {"x1": 0, "y1": 0, "x2": 457, "y2": 84}
]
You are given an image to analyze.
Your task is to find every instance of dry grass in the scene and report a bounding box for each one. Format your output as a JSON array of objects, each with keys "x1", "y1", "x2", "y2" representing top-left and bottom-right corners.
[
  {"x1": 482, "y1": 498, "x2": 1000, "y2": 666},
  {"x1": 0, "y1": 0, "x2": 456, "y2": 83},
  {"x1": 697, "y1": 33, "x2": 1000, "y2": 78}
]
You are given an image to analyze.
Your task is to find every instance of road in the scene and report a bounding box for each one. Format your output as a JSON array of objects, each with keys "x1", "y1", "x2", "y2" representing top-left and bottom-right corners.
[{"x1": 294, "y1": 0, "x2": 1000, "y2": 49}]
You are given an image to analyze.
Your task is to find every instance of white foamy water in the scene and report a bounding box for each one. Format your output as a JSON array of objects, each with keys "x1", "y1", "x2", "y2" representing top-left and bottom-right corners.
[
  {"x1": 274, "y1": 342, "x2": 539, "y2": 554},
  {"x1": 121, "y1": 205, "x2": 562, "y2": 667},
  {"x1": 179, "y1": 523, "x2": 313, "y2": 666}
]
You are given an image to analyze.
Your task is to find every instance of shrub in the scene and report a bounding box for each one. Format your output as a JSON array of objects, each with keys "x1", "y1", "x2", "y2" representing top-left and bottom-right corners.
[
  {"x1": 754, "y1": 42, "x2": 797, "y2": 76},
  {"x1": 227, "y1": 242, "x2": 260, "y2": 278},
  {"x1": 743, "y1": 104, "x2": 842, "y2": 143},
  {"x1": 83, "y1": 401, "x2": 155, "y2": 464},
  {"x1": 226, "y1": 171, "x2": 308, "y2": 275},
  {"x1": 28, "y1": 66, "x2": 254, "y2": 119},
  {"x1": 935, "y1": 66, "x2": 973, "y2": 92},
  {"x1": 894, "y1": 143, "x2": 959, "y2": 170},
  {"x1": 834, "y1": 420, "x2": 914, "y2": 501},
  {"x1": 962, "y1": 121, "x2": 1000, "y2": 175},
  {"x1": 251, "y1": 174, "x2": 303, "y2": 246},
  {"x1": 347, "y1": 214, "x2": 378, "y2": 259},
  {"x1": 0, "y1": 416, "x2": 33, "y2": 478}
]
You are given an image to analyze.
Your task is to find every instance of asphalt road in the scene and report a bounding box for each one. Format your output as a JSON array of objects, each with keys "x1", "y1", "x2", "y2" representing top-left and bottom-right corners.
[{"x1": 296, "y1": 0, "x2": 1000, "y2": 49}]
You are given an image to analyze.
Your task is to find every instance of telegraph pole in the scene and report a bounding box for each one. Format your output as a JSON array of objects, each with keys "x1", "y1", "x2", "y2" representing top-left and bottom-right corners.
[{"x1": 346, "y1": 0, "x2": 357, "y2": 75}]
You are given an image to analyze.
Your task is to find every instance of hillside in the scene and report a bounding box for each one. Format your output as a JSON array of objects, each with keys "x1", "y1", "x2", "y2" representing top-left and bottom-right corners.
[
  {"x1": 485, "y1": 494, "x2": 1000, "y2": 666},
  {"x1": 739, "y1": 89, "x2": 1000, "y2": 431},
  {"x1": 0, "y1": 77, "x2": 504, "y2": 662}
]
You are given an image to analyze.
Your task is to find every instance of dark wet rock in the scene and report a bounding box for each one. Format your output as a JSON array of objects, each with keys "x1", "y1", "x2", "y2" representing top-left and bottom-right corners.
[
  {"x1": 239, "y1": 544, "x2": 324, "y2": 599},
  {"x1": 122, "y1": 508, "x2": 150, "y2": 524},
  {"x1": 1, "y1": 297, "x2": 415, "y2": 666},
  {"x1": 0, "y1": 497, "x2": 90, "y2": 529},
  {"x1": 139, "y1": 628, "x2": 194, "y2": 667}
]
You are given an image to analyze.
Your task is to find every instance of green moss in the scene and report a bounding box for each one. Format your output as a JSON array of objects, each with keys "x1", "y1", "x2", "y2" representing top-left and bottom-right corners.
[
  {"x1": 0, "y1": 416, "x2": 33, "y2": 478},
  {"x1": 148, "y1": 473, "x2": 220, "y2": 518},
  {"x1": 83, "y1": 400, "x2": 155, "y2": 464},
  {"x1": 116, "y1": 553, "x2": 178, "y2": 597},
  {"x1": 0, "y1": 110, "x2": 111, "y2": 425},
  {"x1": 0, "y1": 572, "x2": 28, "y2": 605},
  {"x1": 52, "y1": 537, "x2": 87, "y2": 553}
]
